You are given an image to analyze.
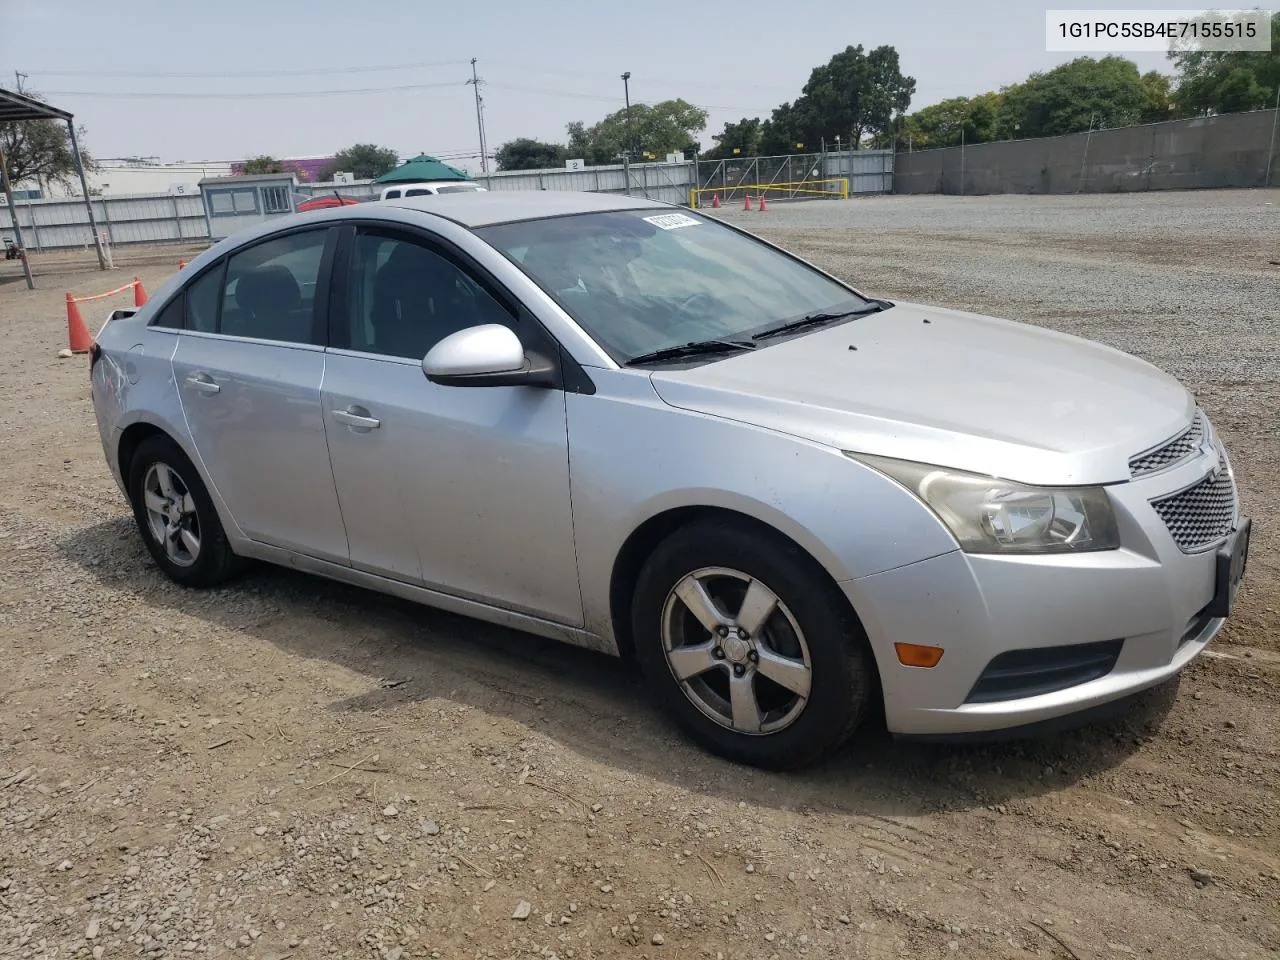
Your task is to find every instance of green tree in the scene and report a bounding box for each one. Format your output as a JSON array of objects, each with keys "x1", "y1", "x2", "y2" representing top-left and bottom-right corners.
[
  {"x1": 323, "y1": 143, "x2": 400, "y2": 181},
  {"x1": 241, "y1": 155, "x2": 283, "y2": 174},
  {"x1": 1170, "y1": 11, "x2": 1280, "y2": 115},
  {"x1": 999, "y1": 56, "x2": 1154, "y2": 138},
  {"x1": 0, "y1": 90, "x2": 94, "y2": 190},
  {"x1": 703, "y1": 117, "x2": 764, "y2": 160},
  {"x1": 757, "y1": 45, "x2": 915, "y2": 152},
  {"x1": 898, "y1": 92, "x2": 1005, "y2": 149},
  {"x1": 494, "y1": 138, "x2": 569, "y2": 171},
  {"x1": 1139, "y1": 70, "x2": 1175, "y2": 123},
  {"x1": 565, "y1": 99, "x2": 708, "y2": 164}
]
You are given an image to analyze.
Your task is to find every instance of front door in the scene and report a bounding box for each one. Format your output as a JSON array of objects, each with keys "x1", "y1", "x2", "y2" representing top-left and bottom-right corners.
[
  {"x1": 321, "y1": 225, "x2": 583, "y2": 626},
  {"x1": 171, "y1": 226, "x2": 349, "y2": 562}
]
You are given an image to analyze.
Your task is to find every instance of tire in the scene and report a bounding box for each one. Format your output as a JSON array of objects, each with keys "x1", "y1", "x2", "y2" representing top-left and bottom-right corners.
[
  {"x1": 632, "y1": 519, "x2": 877, "y2": 770},
  {"x1": 126, "y1": 434, "x2": 243, "y2": 588}
]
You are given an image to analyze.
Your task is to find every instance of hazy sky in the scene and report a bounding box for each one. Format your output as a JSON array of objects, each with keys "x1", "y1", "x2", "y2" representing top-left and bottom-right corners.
[{"x1": 3, "y1": 0, "x2": 1173, "y2": 172}]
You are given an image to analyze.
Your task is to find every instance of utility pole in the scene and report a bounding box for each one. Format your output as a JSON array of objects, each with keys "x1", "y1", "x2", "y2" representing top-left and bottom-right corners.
[
  {"x1": 621, "y1": 72, "x2": 634, "y2": 161},
  {"x1": 14, "y1": 72, "x2": 27, "y2": 93},
  {"x1": 467, "y1": 59, "x2": 489, "y2": 175}
]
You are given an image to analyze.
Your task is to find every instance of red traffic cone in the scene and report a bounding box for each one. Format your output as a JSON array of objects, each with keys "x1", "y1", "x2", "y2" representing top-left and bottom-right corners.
[
  {"x1": 743, "y1": 193, "x2": 753, "y2": 211},
  {"x1": 758, "y1": 192, "x2": 768, "y2": 211},
  {"x1": 711, "y1": 193, "x2": 720, "y2": 208},
  {"x1": 132, "y1": 277, "x2": 148, "y2": 306},
  {"x1": 66, "y1": 294, "x2": 93, "y2": 354}
]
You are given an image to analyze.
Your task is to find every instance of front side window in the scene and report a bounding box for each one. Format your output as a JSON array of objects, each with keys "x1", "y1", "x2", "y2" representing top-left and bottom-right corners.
[
  {"x1": 218, "y1": 229, "x2": 328, "y2": 344},
  {"x1": 476, "y1": 210, "x2": 868, "y2": 363},
  {"x1": 345, "y1": 231, "x2": 513, "y2": 360}
]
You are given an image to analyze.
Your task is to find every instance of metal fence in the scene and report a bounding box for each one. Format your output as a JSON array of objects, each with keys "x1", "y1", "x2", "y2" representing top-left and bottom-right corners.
[
  {"x1": 694, "y1": 150, "x2": 893, "y2": 202},
  {"x1": 893, "y1": 108, "x2": 1280, "y2": 195},
  {"x1": 0, "y1": 192, "x2": 208, "y2": 252},
  {"x1": 1, "y1": 150, "x2": 894, "y2": 253}
]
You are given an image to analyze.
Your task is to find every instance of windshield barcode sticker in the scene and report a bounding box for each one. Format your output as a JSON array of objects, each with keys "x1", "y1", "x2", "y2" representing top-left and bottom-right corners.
[{"x1": 643, "y1": 213, "x2": 701, "y2": 230}]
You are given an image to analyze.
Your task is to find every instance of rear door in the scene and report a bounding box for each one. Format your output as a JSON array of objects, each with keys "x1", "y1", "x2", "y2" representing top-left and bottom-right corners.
[{"x1": 170, "y1": 226, "x2": 350, "y2": 562}]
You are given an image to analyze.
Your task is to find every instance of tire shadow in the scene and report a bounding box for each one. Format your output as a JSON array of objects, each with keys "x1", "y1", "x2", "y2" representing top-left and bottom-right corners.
[{"x1": 59, "y1": 517, "x2": 1179, "y2": 819}]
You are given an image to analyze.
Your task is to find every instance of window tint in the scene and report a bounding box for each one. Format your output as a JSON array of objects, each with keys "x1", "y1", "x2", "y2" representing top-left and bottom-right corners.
[
  {"x1": 383, "y1": 189, "x2": 401, "y2": 199},
  {"x1": 405, "y1": 188, "x2": 432, "y2": 197},
  {"x1": 219, "y1": 229, "x2": 328, "y2": 344},
  {"x1": 346, "y1": 232, "x2": 513, "y2": 360},
  {"x1": 150, "y1": 291, "x2": 185, "y2": 329},
  {"x1": 186, "y1": 265, "x2": 222, "y2": 333}
]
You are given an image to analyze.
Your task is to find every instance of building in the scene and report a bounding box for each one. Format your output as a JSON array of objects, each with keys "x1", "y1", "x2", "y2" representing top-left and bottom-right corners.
[{"x1": 198, "y1": 172, "x2": 299, "y2": 240}]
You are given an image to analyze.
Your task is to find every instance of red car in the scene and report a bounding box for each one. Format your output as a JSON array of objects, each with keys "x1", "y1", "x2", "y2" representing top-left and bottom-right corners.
[{"x1": 295, "y1": 194, "x2": 363, "y2": 213}]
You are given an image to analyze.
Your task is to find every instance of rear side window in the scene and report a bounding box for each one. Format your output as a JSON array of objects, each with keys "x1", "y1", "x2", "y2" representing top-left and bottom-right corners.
[
  {"x1": 405, "y1": 188, "x2": 432, "y2": 197},
  {"x1": 185, "y1": 266, "x2": 222, "y2": 333},
  {"x1": 383, "y1": 189, "x2": 401, "y2": 199},
  {"x1": 219, "y1": 229, "x2": 328, "y2": 344},
  {"x1": 150, "y1": 292, "x2": 185, "y2": 329}
]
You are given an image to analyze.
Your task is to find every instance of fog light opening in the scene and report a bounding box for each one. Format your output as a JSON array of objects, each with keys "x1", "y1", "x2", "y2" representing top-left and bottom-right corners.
[{"x1": 895, "y1": 643, "x2": 945, "y2": 668}]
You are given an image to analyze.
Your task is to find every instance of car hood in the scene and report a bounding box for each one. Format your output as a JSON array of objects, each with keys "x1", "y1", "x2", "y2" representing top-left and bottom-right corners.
[{"x1": 647, "y1": 301, "x2": 1195, "y2": 486}]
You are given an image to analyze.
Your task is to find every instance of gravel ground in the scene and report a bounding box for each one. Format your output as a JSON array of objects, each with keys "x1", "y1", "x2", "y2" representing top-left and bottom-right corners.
[{"x1": 1, "y1": 189, "x2": 1278, "y2": 960}]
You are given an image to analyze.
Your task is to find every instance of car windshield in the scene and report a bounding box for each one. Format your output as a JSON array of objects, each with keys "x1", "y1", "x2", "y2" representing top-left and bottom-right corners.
[{"x1": 474, "y1": 209, "x2": 869, "y2": 363}]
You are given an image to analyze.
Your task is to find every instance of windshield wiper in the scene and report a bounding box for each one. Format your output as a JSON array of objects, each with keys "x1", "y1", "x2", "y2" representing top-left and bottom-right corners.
[
  {"x1": 752, "y1": 301, "x2": 891, "y2": 341},
  {"x1": 625, "y1": 338, "x2": 758, "y2": 366}
]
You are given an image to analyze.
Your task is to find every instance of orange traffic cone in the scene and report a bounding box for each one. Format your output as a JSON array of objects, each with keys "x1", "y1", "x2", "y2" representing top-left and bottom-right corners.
[
  {"x1": 132, "y1": 277, "x2": 148, "y2": 306},
  {"x1": 743, "y1": 193, "x2": 753, "y2": 211},
  {"x1": 758, "y1": 192, "x2": 768, "y2": 211},
  {"x1": 65, "y1": 293, "x2": 93, "y2": 354},
  {"x1": 178, "y1": 259, "x2": 188, "y2": 269},
  {"x1": 711, "y1": 193, "x2": 720, "y2": 208}
]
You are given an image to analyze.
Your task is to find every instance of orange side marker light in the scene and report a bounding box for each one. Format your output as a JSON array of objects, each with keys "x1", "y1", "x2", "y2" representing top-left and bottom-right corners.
[{"x1": 894, "y1": 643, "x2": 945, "y2": 668}]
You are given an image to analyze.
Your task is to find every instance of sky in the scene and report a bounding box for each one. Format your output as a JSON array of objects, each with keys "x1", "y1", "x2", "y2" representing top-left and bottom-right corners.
[{"x1": 2, "y1": 0, "x2": 1174, "y2": 173}]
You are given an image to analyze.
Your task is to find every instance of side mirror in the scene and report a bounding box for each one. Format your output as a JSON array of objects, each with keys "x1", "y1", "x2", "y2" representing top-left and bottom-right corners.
[{"x1": 422, "y1": 324, "x2": 557, "y2": 388}]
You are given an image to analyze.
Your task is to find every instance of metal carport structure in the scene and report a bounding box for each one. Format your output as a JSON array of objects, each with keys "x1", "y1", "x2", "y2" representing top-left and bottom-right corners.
[{"x1": 0, "y1": 87, "x2": 106, "y2": 290}]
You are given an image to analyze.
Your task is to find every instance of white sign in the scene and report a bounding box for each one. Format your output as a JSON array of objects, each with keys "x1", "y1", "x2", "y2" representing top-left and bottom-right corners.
[
  {"x1": 666, "y1": 153, "x2": 682, "y2": 164},
  {"x1": 643, "y1": 213, "x2": 701, "y2": 231},
  {"x1": 565, "y1": 158, "x2": 586, "y2": 171},
  {"x1": 332, "y1": 171, "x2": 354, "y2": 184},
  {"x1": 1046, "y1": 9, "x2": 1272, "y2": 52}
]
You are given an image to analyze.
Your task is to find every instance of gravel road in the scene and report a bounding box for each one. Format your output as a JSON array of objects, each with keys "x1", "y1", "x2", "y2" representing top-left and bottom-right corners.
[{"x1": 2, "y1": 190, "x2": 1277, "y2": 960}]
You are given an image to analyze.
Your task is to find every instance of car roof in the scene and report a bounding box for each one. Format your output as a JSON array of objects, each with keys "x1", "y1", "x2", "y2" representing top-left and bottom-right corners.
[{"x1": 380, "y1": 189, "x2": 672, "y2": 227}]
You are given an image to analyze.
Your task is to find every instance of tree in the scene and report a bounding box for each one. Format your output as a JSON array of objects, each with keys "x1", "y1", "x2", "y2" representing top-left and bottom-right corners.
[
  {"x1": 494, "y1": 138, "x2": 568, "y2": 171},
  {"x1": 1170, "y1": 11, "x2": 1279, "y2": 115},
  {"x1": 999, "y1": 56, "x2": 1155, "y2": 138},
  {"x1": 0, "y1": 90, "x2": 94, "y2": 190},
  {"x1": 564, "y1": 99, "x2": 708, "y2": 164},
  {"x1": 703, "y1": 117, "x2": 764, "y2": 161},
  {"x1": 1139, "y1": 70, "x2": 1175, "y2": 123},
  {"x1": 898, "y1": 93, "x2": 1005, "y2": 149},
  {"x1": 241, "y1": 155, "x2": 284, "y2": 174},
  {"x1": 323, "y1": 143, "x2": 400, "y2": 181}
]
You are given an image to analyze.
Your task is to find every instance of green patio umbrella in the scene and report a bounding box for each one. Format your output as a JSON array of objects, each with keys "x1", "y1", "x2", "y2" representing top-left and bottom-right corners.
[{"x1": 375, "y1": 154, "x2": 473, "y2": 184}]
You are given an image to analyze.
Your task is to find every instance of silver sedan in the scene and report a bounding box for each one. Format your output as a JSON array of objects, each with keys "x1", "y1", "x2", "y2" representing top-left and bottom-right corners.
[{"x1": 88, "y1": 190, "x2": 1251, "y2": 769}]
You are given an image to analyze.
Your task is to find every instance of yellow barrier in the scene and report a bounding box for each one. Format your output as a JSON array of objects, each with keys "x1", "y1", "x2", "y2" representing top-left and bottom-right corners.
[{"x1": 690, "y1": 177, "x2": 849, "y2": 208}]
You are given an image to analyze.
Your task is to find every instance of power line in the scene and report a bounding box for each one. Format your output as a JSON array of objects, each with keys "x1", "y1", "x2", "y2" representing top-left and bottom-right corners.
[
  {"x1": 31, "y1": 60, "x2": 470, "y2": 79},
  {"x1": 40, "y1": 81, "x2": 468, "y2": 100},
  {"x1": 482, "y1": 81, "x2": 771, "y2": 114}
]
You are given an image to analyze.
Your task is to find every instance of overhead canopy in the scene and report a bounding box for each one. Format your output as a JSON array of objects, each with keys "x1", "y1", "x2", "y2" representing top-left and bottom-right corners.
[
  {"x1": 375, "y1": 154, "x2": 472, "y2": 184},
  {"x1": 0, "y1": 87, "x2": 74, "y2": 124}
]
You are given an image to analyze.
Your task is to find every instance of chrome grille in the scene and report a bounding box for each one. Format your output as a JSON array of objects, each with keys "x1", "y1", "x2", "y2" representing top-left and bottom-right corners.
[
  {"x1": 1150, "y1": 454, "x2": 1236, "y2": 552},
  {"x1": 1129, "y1": 411, "x2": 1206, "y2": 478}
]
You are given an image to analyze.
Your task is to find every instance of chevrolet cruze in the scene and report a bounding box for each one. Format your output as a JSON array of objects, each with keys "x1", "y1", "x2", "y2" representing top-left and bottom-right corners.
[{"x1": 88, "y1": 191, "x2": 1251, "y2": 769}]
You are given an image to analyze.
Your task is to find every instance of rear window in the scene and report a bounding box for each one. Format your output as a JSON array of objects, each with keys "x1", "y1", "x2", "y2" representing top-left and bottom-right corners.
[{"x1": 436, "y1": 183, "x2": 481, "y2": 194}]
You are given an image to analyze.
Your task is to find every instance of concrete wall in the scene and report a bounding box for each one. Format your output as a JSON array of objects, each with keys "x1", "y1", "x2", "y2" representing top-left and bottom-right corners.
[{"x1": 894, "y1": 109, "x2": 1280, "y2": 195}]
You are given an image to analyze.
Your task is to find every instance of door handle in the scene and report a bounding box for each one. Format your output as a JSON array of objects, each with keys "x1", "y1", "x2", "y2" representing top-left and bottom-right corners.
[
  {"x1": 332, "y1": 407, "x2": 381, "y2": 430},
  {"x1": 185, "y1": 373, "x2": 220, "y2": 395}
]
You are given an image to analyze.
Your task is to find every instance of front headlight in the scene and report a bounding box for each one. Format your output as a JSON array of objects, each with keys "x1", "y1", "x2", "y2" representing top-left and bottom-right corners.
[{"x1": 847, "y1": 453, "x2": 1120, "y2": 555}]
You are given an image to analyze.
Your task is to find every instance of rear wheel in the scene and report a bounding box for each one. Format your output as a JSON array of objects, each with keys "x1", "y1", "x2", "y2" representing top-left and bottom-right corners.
[
  {"x1": 632, "y1": 520, "x2": 876, "y2": 769},
  {"x1": 126, "y1": 435, "x2": 243, "y2": 587}
]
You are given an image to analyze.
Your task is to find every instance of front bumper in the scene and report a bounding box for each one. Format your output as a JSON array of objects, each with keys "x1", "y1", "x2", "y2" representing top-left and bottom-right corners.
[{"x1": 843, "y1": 445, "x2": 1247, "y2": 737}]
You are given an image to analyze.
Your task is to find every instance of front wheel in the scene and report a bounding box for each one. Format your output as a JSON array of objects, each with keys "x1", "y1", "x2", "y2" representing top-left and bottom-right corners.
[{"x1": 631, "y1": 520, "x2": 877, "y2": 770}]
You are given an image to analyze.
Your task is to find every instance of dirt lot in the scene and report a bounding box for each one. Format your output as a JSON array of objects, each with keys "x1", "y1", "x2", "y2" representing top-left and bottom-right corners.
[{"x1": 2, "y1": 190, "x2": 1278, "y2": 960}]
